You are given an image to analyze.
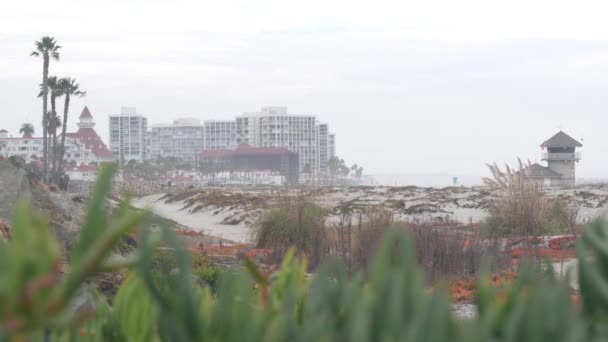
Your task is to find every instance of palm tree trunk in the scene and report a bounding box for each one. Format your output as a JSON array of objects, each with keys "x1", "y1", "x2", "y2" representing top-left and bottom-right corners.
[
  {"x1": 50, "y1": 94, "x2": 57, "y2": 178},
  {"x1": 52, "y1": 130, "x2": 58, "y2": 177},
  {"x1": 58, "y1": 94, "x2": 70, "y2": 175},
  {"x1": 42, "y1": 57, "x2": 49, "y2": 182}
]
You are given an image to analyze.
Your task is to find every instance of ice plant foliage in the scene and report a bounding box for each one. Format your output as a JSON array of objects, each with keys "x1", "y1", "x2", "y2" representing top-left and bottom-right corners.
[{"x1": 1, "y1": 164, "x2": 608, "y2": 340}]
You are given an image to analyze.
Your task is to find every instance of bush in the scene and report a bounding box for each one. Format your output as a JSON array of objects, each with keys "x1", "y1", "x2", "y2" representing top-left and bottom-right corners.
[
  {"x1": 150, "y1": 248, "x2": 221, "y2": 292},
  {"x1": 484, "y1": 160, "x2": 577, "y2": 237},
  {"x1": 252, "y1": 197, "x2": 328, "y2": 268},
  {"x1": 351, "y1": 206, "x2": 394, "y2": 268},
  {"x1": 411, "y1": 225, "x2": 510, "y2": 281},
  {"x1": 330, "y1": 206, "x2": 510, "y2": 280}
]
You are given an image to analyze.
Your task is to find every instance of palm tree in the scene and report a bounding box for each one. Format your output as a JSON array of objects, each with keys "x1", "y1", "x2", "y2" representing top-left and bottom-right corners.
[
  {"x1": 19, "y1": 123, "x2": 35, "y2": 138},
  {"x1": 48, "y1": 115, "x2": 62, "y2": 174},
  {"x1": 31, "y1": 36, "x2": 60, "y2": 182},
  {"x1": 57, "y1": 78, "x2": 86, "y2": 175},
  {"x1": 38, "y1": 76, "x2": 63, "y2": 175},
  {"x1": 355, "y1": 166, "x2": 363, "y2": 179}
]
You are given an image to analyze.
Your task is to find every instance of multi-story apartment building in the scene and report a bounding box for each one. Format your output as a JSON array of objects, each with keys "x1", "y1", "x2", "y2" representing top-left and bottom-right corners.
[
  {"x1": 148, "y1": 117, "x2": 204, "y2": 164},
  {"x1": 109, "y1": 107, "x2": 147, "y2": 164},
  {"x1": 329, "y1": 133, "x2": 336, "y2": 160},
  {"x1": 235, "y1": 107, "x2": 334, "y2": 182},
  {"x1": 235, "y1": 114, "x2": 261, "y2": 146},
  {"x1": 203, "y1": 120, "x2": 237, "y2": 150},
  {"x1": 318, "y1": 123, "x2": 330, "y2": 175}
]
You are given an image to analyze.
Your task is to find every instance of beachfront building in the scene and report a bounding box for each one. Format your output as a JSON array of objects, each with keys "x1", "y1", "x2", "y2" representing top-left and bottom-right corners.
[
  {"x1": 523, "y1": 131, "x2": 583, "y2": 187},
  {"x1": 235, "y1": 114, "x2": 261, "y2": 146},
  {"x1": 0, "y1": 129, "x2": 43, "y2": 163},
  {"x1": 236, "y1": 106, "x2": 334, "y2": 183},
  {"x1": 203, "y1": 120, "x2": 237, "y2": 150},
  {"x1": 148, "y1": 117, "x2": 204, "y2": 165},
  {"x1": 199, "y1": 145, "x2": 299, "y2": 185},
  {"x1": 540, "y1": 131, "x2": 582, "y2": 187},
  {"x1": 0, "y1": 107, "x2": 111, "y2": 167},
  {"x1": 329, "y1": 133, "x2": 336, "y2": 160},
  {"x1": 318, "y1": 123, "x2": 330, "y2": 176},
  {"x1": 62, "y1": 106, "x2": 112, "y2": 165},
  {"x1": 109, "y1": 107, "x2": 148, "y2": 164}
]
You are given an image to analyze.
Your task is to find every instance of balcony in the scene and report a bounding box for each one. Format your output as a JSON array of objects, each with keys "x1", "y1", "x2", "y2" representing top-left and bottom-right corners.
[{"x1": 542, "y1": 152, "x2": 581, "y2": 161}]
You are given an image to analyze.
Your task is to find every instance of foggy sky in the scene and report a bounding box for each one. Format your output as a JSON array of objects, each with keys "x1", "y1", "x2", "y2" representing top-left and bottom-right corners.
[{"x1": 1, "y1": 0, "x2": 608, "y2": 180}]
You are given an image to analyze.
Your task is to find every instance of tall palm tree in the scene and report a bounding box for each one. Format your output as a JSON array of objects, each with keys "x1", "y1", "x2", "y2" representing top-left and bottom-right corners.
[
  {"x1": 48, "y1": 115, "x2": 62, "y2": 174},
  {"x1": 57, "y1": 78, "x2": 86, "y2": 175},
  {"x1": 38, "y1": 76, "x2": 63, "y2": 175},
  {"x1": 19, "y1": 123, "x2": 35, "y2": 138},
  {"x1": 31, "y1": 36, "x2": 61, "y2": 182}
]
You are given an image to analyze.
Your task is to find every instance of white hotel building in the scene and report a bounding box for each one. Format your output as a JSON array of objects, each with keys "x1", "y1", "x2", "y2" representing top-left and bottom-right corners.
[
  {"x1": 0, "y1": 129, "x2": 43, "y2": 163},
  {"x1": 147, "y1": 117, "x2": 204, "y2": 164},
  {"x1": 0, "y1": 107, "x2": 112, "y2": 167},
  {"x1": 203, "y1": 120, "x2": 237, "y2": 150},
  {"x1": 109, "y1": 107, "x2": 148, "y2": 164}
]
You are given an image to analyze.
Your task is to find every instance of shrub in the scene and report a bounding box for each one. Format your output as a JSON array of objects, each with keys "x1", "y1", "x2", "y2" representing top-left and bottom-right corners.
[
  {"x1": 483, "y1": 159, "x2": 577, "y2": 237},
  {"x1": 331, "y1": 206, "x2": 510, "y2": 280},
  {"x1": 544, "y1": 199, "x2": 579, "y2": 236},
  {"x1": 351, "y1": 205, "x2": 394, "y2": 268},
  {"x1": 411, "y1": 225, "x2": 510, "y2": 281},
  {"x1": 252, "y1": 197, "x2": 328, "y2": 268},
  {"x1": 150, "y1": 248, "x2": 221, "y2": 292}
]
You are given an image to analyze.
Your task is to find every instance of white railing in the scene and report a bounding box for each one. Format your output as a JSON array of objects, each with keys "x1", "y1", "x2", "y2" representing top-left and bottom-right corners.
[{"x1": 541, "y1": 152, "x2": 581, "y2": 161}]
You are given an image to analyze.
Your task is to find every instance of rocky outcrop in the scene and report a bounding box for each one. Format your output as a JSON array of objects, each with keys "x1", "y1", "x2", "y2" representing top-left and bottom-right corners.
[
  {"x1": 0, "y1": 160, "x2": 85, "y2": 252},
  {"x1": 0, "y1": 160, "x2": 32, "y2": 220}
]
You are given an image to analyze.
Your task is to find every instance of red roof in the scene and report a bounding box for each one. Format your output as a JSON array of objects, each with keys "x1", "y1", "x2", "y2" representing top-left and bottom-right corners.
[
  {"x1": 200, "y1": 145, "x2": 291, "y2": 158},
  {"x1": 65, "y1": 164, "x2": 98, "y2": 172},
  {"x1": 80, "y1": 106, "x2": 93, "y2": 119},
  {"x1": 200, "y1": 149, "x2": 233, "y2": 158},
  {"x1": 65, "y1": 127, "x2": 112, "y2": 158},
  {"x1": 234, "y1": 146, "x2": 290, "y2": 156}
]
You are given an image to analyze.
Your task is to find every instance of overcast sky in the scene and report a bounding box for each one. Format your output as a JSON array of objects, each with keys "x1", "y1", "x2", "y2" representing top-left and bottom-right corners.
[{"x1": 1, "y1": 0, "x2": 608, "y2": 181}]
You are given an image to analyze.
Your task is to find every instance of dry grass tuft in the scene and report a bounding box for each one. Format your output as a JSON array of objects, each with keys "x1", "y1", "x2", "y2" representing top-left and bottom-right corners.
[
  {"x1": 329, "y1": 206, "x2": 510, "y2": 280},
  {"x1": 483, "y1": 158, "x2": 578, "y2": 238}
]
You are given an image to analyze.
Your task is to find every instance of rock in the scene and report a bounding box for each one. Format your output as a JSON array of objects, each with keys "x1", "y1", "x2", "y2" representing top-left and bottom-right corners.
[
  {"x1": 0, "y1": 160, "x2": 32, "y2": 219},
  {"x1": 0, "y1": 160, "x2": 85, "y2": 252}
]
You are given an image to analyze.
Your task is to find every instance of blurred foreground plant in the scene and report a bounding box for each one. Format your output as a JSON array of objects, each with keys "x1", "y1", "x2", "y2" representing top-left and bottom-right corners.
[
  {"x1": 2, "y1": 162, "x2": 608, "y2": 341},
  {"x1": 0, "y1": 164, "x2": 146, "y2": 340}
]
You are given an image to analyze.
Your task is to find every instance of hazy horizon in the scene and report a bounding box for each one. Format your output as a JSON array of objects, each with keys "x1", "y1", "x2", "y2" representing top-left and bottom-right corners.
[{"x1": 2, "y1": 0, "x2": 608, "y2": 179}]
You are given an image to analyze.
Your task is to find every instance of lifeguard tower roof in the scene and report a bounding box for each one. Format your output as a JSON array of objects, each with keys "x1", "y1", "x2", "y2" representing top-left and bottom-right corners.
[{"x1": 541, "y1": 131, "x2": 582, "y2": 148}]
